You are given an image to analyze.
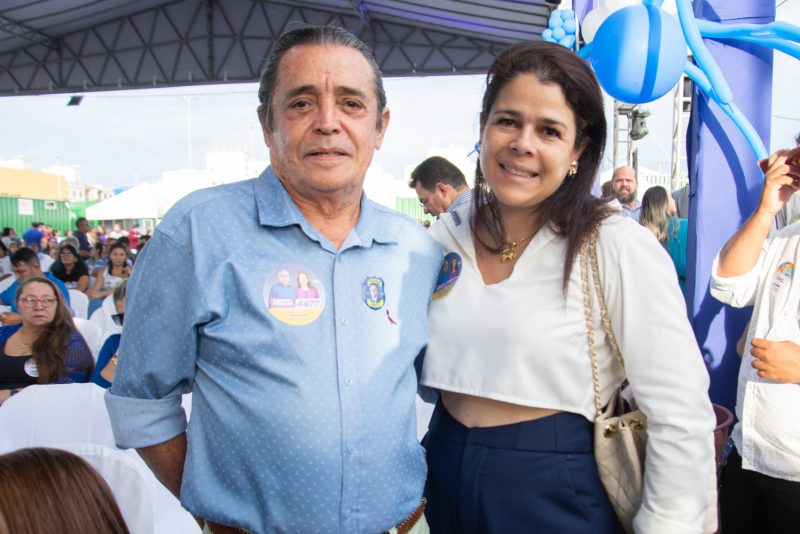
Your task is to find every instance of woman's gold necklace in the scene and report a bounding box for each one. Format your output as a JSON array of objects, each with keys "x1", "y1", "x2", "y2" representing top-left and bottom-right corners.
[{"x1": 499, "y1": 228, "x2": 538, "y2": 263}]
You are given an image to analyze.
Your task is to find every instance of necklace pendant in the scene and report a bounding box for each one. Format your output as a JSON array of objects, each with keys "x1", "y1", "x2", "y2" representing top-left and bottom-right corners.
[{"x1": 500, "y1": 247, "x2": 515, "y2": 263}]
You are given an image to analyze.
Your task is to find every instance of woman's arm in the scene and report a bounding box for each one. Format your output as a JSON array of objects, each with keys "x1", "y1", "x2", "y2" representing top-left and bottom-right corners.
[
  {"x1": 87, "y1": 270, "x2": 109, "y2": 299},
  {"x1": 598, "y1": 220, "x2": 716, "y2": 533},
  {"x1": 75, "y1": 274, "x2": 89, "y2": 293}
]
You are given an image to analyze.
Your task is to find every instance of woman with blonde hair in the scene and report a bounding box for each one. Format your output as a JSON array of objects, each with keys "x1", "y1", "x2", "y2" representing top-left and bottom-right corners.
[
  {"x1": 0, "y1": 276, "x2": 93, "y2": 405},
  {"x1": 0, "y1": 448, "x2": 130, "y2": 534},
  {"x1": 640, "y1": 185, "x2": 688, "y2": 292}
]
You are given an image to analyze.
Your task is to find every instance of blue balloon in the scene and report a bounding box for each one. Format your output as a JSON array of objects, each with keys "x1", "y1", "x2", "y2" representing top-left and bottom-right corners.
[
  {"x1": 549, "y1": 16, "x2": 564, "y2": 29},
  {"x1": 559, "y1": 35, "x2": 576, "y2": 48},
  {"x1": 552, "y1": 27, "x2": 566, "y2": 40},
  {"x1": 563, "y1": 19, "x2": 576, "y2": 34},
  {"x1": 590, "y1": 4, "x2": 687, "y2": 104},
  {"x1": 560, "y1": 9, "x2": 575, "y2": 20},
  {"x1": 542, "y1": 28, "x2": 553, "y2": 41}
]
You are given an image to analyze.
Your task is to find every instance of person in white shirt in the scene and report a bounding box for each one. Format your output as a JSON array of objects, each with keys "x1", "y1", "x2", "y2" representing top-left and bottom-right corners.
[
  {"x1": 710, "y1": 145, "x2": 800, "y2": 534},
  {"x1": 420, "y1": 41, "x2": 716, "y2": 533}
]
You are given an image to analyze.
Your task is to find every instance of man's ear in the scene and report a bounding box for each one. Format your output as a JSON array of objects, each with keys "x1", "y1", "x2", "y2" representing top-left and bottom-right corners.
[{"x1": 375, "y1": 108, "x2": 391, "y2": 150}]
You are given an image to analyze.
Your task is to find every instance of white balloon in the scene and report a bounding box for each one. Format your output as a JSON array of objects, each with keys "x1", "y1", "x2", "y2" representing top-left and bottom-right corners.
[
  {"x1": 603, "y1": 0, "x2": 640, "y2": 13},
  {"x1": 580, "y1": 6, "x2": 609, "y2": 43}
]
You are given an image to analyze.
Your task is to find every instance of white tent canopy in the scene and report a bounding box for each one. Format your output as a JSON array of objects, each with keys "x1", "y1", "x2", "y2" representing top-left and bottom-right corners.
[{"x1": 85, "y1": 181, "x2": 191, "y2": 221}]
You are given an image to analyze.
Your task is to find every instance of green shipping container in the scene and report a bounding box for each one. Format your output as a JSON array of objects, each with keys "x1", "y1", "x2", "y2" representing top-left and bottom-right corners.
[
  {"x1": 395, "y1": 197, "x2": 435, "y2": 224},
  {"x1": 0, "y1": 196, "x2": 75, "y2": 235}
]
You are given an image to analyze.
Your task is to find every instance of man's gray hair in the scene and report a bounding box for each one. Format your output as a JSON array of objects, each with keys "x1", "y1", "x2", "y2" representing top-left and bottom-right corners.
[{"x1": 257, "y1": 25, "x2": 387, "y2": 131}]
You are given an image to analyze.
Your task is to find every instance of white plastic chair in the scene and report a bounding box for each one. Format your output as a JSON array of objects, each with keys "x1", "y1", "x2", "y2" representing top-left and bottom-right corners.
[
  {"x1": 60, "y1": 442, "x2": 156, "y2": 534},
  {"x1": 73, "y1": 317, "x2": 103, "y2": 362},
  {"x1": 69, "y1": 288, "x2": 89, "y2": 319},
  {"x1": 90, "y1": 294, "x2": 122, "y2": 341},
  {"x1": 0, "y1": 384, "x2": 201, "y2": 534},
  {"x1": 0, "y1": 383, "x2": 116, "y2": 454}
]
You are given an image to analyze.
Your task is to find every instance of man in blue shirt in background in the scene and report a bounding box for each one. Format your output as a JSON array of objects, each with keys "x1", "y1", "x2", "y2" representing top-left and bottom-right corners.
[{"x1": 106, "y1": 26, "x2": 441, "y2": 534}]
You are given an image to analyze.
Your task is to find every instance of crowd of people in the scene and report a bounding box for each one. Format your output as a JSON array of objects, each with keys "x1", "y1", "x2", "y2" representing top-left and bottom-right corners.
[{"x1": 0, "y1": 24, "x2": 798, "y2": 534}]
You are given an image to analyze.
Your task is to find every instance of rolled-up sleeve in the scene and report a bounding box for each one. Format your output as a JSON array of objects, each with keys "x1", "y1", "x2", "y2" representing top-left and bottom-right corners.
[
  {"x1": 709, "y1": 245, "x2": 767, "y2": 308},
  {"x1": 105, "y1": 226, "x2": 202, "y2": 449},
  {"x1": 600, "y1": 222, "x2": 716, "y2": 533}
]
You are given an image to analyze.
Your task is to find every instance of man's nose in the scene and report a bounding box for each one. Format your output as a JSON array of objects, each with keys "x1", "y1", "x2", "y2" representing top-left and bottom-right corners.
[{"x1": 314, "y1": 100, "x2": 340, "y2": 134}]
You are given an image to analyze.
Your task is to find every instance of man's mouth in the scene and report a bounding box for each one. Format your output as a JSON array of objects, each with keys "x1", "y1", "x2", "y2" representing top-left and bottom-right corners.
[{"x1": 307, "y1": 148, "x2": 348, "y2": 157}]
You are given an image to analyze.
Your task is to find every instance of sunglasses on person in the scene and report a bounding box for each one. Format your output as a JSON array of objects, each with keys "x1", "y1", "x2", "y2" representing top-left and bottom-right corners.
[
  {"x1": 111, "y1": 313, "x2": 124, "y2": 327},
  {"x1": 18, "y1": 296, "x2": 57, "y2": 308}
]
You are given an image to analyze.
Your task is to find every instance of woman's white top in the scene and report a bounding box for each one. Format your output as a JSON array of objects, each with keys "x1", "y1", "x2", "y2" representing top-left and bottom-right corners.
[
  {"x1": 101, "y1": 273, "x2": 125, "y2": 292},
  {"x1": 422, "y1": 208, "x2": 716, "y2": 533}
]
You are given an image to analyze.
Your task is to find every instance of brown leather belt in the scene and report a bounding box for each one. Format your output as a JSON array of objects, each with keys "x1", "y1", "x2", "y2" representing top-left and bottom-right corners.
[{"x1": 386, "y1": 497, "x2": 426, "y2": 534}]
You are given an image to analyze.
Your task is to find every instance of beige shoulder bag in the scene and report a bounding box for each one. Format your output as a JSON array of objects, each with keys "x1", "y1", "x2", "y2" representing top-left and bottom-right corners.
[{"x1": 580, "y1": 230, "x2": 647, "y2": 533}]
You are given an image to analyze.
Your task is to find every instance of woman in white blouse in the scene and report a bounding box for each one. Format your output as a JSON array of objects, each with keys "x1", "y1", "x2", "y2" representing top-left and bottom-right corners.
[{"x1": 420, "y1": 41, "x2": 716, "y2": 533}]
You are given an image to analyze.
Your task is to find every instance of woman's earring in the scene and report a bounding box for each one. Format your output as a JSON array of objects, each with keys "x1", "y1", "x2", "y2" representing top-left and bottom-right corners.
[{"x1": 568, "y1": 161, "x2": 578, "y2": 177}]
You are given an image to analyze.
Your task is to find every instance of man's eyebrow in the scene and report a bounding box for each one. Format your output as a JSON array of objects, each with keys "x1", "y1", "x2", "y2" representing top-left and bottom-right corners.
[{"x1": 283, "y1": 85, "x2": 369, "y2": 100}]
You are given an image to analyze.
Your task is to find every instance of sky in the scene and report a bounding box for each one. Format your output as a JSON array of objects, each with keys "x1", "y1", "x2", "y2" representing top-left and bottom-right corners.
[{"x1": 0, "y1": 1, "x2": 797, "y2": 190}]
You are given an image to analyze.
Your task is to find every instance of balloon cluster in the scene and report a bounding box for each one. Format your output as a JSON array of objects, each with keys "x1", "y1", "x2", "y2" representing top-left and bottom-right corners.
[
  {"x1": 542, "y1": 9, "x2": 576, "y2": 49},
  {"x1": 573, "y1": 0, "x2": 800, "y2": 160}
]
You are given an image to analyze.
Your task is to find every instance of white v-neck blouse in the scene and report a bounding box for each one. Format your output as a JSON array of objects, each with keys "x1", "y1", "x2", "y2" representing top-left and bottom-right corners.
[{"x1": 421, "y1": 206, "x2": 717, "y2": 533}]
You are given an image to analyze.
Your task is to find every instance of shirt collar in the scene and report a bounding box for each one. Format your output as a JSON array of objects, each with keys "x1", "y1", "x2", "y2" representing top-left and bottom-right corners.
[{"x1": 254, "y1": 167, "x2": 397, "y2": 250}]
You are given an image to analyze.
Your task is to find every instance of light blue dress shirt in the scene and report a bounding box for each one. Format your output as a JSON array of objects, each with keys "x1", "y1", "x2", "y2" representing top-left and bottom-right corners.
[{"x1": 105, "y1": 168, "x2": 442, "y2": 534}]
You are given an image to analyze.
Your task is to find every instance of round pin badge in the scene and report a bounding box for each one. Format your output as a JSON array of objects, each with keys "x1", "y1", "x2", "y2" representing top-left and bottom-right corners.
[
  {"x1": 432, "y1": 252, "x2": 462, "y2": 301},
  {"x1": 363, "y1": 276, "x2": 386, "y2": 310},
  {"x1": 264, "y1": 264, "x2": 326, "y2": 326},
  {"x1": 24, "y1": 359, "x2": 38, "y2": 378}
]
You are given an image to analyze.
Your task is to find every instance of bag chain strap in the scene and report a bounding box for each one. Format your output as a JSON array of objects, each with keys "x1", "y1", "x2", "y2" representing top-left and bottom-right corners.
[{"x1": 580, "y1": 229, "x2": 625, "y2": 419}]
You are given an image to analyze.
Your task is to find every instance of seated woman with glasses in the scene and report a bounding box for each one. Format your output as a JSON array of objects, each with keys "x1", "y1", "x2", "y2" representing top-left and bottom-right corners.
[
  {"x1": 0, "y1": 276, "x2": 93, "y2": 405},
  {"x1": 90, "y1": 280, "x2": 127, "y2": 389},
  {"x1": 49, "y1": 244, "x2": 90, "y2": 293}
]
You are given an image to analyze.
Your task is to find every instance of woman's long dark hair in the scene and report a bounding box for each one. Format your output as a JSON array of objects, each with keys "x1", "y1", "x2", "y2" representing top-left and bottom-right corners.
[
  {"x1": 472, "y1": 41, "x2": 613, "y2": 290},
  {"x1": 15, "y1": 276, "x2": 76, "y2": 384}
]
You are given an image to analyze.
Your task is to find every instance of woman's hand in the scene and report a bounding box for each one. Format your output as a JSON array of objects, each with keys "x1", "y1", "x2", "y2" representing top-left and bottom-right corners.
[
  {"x1": 750, "y1": 338, "x2": 800, "y2": 383},
  {"x1": 0, "y1": 312, "x2": 22, "y2": 326},
  {"x1": 122, "y1": 265, "x2": 132, "y2": 276}
]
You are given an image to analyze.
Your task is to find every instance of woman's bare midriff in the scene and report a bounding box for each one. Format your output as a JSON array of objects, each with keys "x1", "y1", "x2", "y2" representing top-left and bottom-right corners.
[{"x1": 441, "y1": 391, "x2": 561, "y2": 428}]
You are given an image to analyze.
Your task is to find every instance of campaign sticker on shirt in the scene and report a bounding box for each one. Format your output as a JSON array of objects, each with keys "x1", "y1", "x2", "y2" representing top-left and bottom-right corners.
[
  {"x1": 770, "y1": 261, "x2": 794, "y2": 293},
  {"x1": 264, "y1": 265, "x2": 325, "y2": 326},
  {"x1": 363, "y1": 276, "x2": 385, "y2": 310},
  {"x1": 24, "y1": 359, "x2": 38, "y2": 378},
  {"x1": 432, "y1": 252, "x2": 462, "y2": 301}
]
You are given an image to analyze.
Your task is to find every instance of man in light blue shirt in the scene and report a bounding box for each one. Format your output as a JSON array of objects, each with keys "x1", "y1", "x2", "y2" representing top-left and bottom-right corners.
[{"x1": 105, "y1": 26, "x2": 441, "y2": 534}]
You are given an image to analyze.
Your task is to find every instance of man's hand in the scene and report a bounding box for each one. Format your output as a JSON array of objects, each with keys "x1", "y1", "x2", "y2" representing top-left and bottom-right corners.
[
  {"x1": 756, "y1": 147, "x2": 800, "y2": 217},
  {"x1": 750, "y1": 338, "x2": 800, "y2": 383},
  {"x1": 0, "y1": 312, "x2": 22, "y2": 326}
]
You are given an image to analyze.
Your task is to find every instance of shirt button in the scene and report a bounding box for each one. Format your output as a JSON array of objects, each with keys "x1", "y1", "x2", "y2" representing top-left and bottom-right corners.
[
  {"x1": 344, "y1": 509, "x2": 352, "y2": 518},
  {"x1": 347, "y1": 445, "x2": 356, "y2": 455},
  {"x1": 341, "y1": 317, "x2": 349, "y2": 325},
  {"x1": 344, "y1": 378, "x2": 353, "y2": 387}
]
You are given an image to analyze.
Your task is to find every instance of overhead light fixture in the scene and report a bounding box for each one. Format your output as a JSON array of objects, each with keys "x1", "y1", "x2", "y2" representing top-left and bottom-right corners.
[
  {"x1": 67, "y1": 95, "x2": 84, "y2": 106},
  {"x1": 629, "y1": 108, "x2": 651, "y2": 141}
]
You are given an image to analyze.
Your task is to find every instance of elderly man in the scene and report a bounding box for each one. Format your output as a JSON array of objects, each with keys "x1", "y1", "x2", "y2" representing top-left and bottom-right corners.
[
  {"x1": 105, "y1": 26, "x2": 441, "y2": 534},
  {"x1": 409, "y1": 156, "x2": 472, "y2": 222},
  {"x1": 611, "y1": 165, "x2": 641, "y2": 221}
]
